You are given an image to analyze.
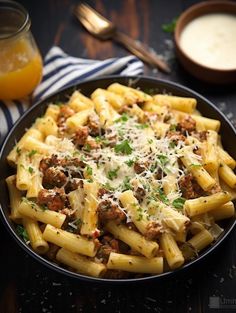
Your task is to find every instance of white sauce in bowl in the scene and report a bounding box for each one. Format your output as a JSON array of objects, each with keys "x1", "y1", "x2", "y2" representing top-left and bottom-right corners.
[{"x1": 180, "y1": 13, "x2": 236, "y2": 70}]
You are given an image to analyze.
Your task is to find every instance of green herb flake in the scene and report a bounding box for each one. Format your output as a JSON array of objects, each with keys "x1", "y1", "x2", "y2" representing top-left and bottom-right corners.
[
  {"x1": 84, "y1": 143, "x2": 91, "y2": 152},
  {"x1": 157, "y1": 154, "x2": 169, "y2": 167},
  {"x1": 172, "y1": 197, "x2": 186, "y2": 210},
  {"x1": 157, "y1": 188, "x2": 169, "y2": 205},
  {"x1": 28, "y1": 166, "x2": 34, "y2": 174},
  {"x1": 169, "y1": 124, "x2": 177, "y2": 131},
  {"x1": 148, "y1": 139, "x2": 153, "y2": 144},
  {"x1": 107, "y1": 166, "x2": 120, "y2": 180},
  {"x1": 28, "y1": 149, "x2": 37, "y2": 157},
  {"x1": 125, "y1": 159, "x2": 134, "y2": 167},
  {"x1": 135, "y1": 123, "x2": 149, "y2": 129},
  {"x1": 115, "y1": 113, "x2": 129, "y2": 123},
  {"x1": 114, "y1": 140, "x2": 133, "y2": 155},
  {"x1": 162, "y1": 17, "x2": 178, "y2": 33},
  {"x1": 121, "y1": 176, "x2": 132, "y2": 191},
  {"x1": 16, "y1": 225, "x2": 29, "y2": 243},
  {"x1": 16, "y1": 146, "x2": 21, "y2": 155},
  {"x1": 40, "y1": 204, "x2": 48, "y2": 211},
  {"x1": 169, "y1": 141, "x2": 176, "y2": 149},
  {"x1": 190, "y1": 163, "x2": 202, "y2": 168},
  {"x1": 85, "y1": 165, "x2": 93, "y2": 176}
]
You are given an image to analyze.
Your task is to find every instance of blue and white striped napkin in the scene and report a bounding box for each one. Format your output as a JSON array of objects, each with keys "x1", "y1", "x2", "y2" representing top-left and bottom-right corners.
[{"x1": 0, "y1": 46, "x2": 144, "y2": 145}]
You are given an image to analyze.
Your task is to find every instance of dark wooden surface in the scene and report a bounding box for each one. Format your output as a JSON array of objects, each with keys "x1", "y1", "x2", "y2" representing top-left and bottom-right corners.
[{"x1": 1, "y1": 1, "x2": 236, "y2": 312}]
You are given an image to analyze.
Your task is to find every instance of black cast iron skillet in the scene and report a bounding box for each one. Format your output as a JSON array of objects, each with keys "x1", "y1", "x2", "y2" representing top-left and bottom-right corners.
[{"x1": 0, "y1": 76, "x2": 235, "y2": 283}]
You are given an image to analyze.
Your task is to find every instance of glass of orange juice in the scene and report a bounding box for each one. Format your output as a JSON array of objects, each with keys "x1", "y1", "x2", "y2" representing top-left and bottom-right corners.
[{"x1": 0, "y1": 0, "x2": 43, "y2": 100}]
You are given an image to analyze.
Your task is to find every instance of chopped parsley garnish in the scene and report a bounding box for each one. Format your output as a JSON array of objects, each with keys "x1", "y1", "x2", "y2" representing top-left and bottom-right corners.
[
  {"x1": 28, "y1": 166, "x2": 34, "y2": 174},
  {"x1": 95, "y1": 136, "x2": 109, "y2": 146},
  {"x1": 157, "y1": 188, "x2": 169, "y2": 204},
  {"x1": 190, "y1": 163, "x2": 202, "y2": 168},
  {"x1": 40, "y1": 204, "x2": 48, "y2": 211},
  {"x1": 16, "y1": 225, "x2": 29, "y2": 243},
  {"x1": 169, "y1": 141, "x2": 176, "y2": 149},
  {"x1": 115, "y1": 113, "x2": 129, "y2": 123},
  {"x1": 107, "y1": 166, "x2": 120, "y2": 180},
  {"x1": 135, "y1": 123, "x2": 149, "y2": 129},
  {"x1": 85, "y1": 165, "x2": 93, "y2": 176},
  {"x1": 121, "y1": 176, "x2": 132, "y2": 191},
  {"x1": 16, "y1": 146, "x2": 21, "y2": 155},
  {"x1": 172, "y1": 197, "x2": 186, "y2": 210},
  {"x1": 169, "y1": 124, "x2": 177, "y2": 131},
  {"x1": 157, "y1": 154, "x2": 169, "y2": 167},
  {"x1": 148, "y1": 139, "x2": 153, "y2": 144},
  {"x1": 28, "y1": 149, "x2": 37, "y2": 157},
  {"x1": 136, "y1": 206, "x2": 143, "y2": 221},
  {"x1": 125, "y1": 159, "x2": 134, "y2": 167},
  {"x1": 114, "y1": 140, "x2": 133, "y2": 155},
  {"x1": 162, "y1": 17, "x2": 178, "y2": 33},
  {"x1": 84, "y1": 143, "x2": 91, "y2": 152}
]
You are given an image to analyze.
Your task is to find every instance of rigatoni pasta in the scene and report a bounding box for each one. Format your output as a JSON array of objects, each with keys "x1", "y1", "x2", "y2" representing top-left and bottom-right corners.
[{"x1": 6, "y1": 83, "x2": 235, "y2": 279}]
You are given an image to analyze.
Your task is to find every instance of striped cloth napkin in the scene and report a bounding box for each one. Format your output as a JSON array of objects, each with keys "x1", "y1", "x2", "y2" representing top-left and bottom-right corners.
[{"x1": 0, "y1": 46, "x2": 144, "y2": 145}]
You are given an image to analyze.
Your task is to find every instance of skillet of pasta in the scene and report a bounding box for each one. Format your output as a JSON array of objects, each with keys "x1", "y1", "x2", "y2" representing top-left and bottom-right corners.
[{"x1": 5, "y1": 82, "x2": 236, "y2": 279}]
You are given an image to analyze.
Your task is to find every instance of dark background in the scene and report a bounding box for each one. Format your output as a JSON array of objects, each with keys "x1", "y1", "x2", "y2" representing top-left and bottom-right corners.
[{"x1": 0, "y1": 1, "x2": 236, "y2": 312}]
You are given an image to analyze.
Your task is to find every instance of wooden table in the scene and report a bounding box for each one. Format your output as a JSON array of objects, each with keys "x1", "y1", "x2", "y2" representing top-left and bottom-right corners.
[{"x1": 1, "y1": 1, "x2": 236, "y2": 312}]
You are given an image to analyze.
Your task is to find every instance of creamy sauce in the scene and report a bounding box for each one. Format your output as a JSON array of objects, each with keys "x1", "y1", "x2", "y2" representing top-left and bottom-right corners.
[{"x1": 180, "y1": 13, "x2": 236, "y2": 70}]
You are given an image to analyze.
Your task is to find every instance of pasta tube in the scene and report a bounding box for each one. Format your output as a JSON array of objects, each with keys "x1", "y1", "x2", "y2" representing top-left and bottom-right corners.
[
  {"x1": 56, "y1": 248, "x2": 106, "y2": 278},
  {"x1": 107, "y1": 252, "x2": 163, "y2": 274}
]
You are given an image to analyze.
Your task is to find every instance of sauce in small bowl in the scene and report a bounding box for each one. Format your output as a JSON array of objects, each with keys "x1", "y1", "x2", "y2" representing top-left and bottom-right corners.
[{"x1": 174, "y1": 1, "x2": 236, "y2": 84}]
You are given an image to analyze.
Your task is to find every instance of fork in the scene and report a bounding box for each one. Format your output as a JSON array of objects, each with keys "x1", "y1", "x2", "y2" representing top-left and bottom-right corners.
[{"x1": 74, "y1": 3, "x2": 170, "y2": 73}]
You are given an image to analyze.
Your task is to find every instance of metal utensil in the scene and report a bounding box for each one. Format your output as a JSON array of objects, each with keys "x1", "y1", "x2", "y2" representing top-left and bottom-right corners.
[{"x1": 74, "y1": 3, "x2": 170, "y2": 73}]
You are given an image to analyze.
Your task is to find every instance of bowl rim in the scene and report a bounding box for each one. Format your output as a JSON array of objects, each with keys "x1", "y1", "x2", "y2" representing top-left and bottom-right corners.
[
  {"x1": 0, "y1": 75, "x2": 236, "y2": 284},
  {"x1": 174, "y1": 0, "x2": 236, "y2": 73}
]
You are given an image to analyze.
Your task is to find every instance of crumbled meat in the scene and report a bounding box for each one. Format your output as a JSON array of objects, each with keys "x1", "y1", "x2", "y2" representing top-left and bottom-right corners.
[
  {"x1": 98, "y1": 188, "x2": 111, "y2": 198},
  {"x1": 46, "y1": 244, "x2": 60, "y2": 260},
  {"x1": 97, "y1": 200, "x2": 126, "y2": 224},
  {"x1": 191, "y1": 131, "x2": 207, "y2": 142},
  {"x1": 134, "y1": 186, "x2": 146, "y2": 203},
  {"x1": 65, "y1": 178, "x2": 83, "y2": 193},
  {"x1": 38, "y1": 188, "x2": 68, "y2": 211},
  {"x1": 57, "y1": 105, "x2": 74, "y2": 124},
  {"x1": 177, "y1": 116, "x2": 196, "y2": 133},
  {"x1": 154, "y1": 167, "x2": 164, "y2": 180},
  {"x1": 57, "y1": 106, "x2": 75, "y2": 134},
  {"x1": 43, "y1": 167, "x2": 67, "y2": 188},
  {"x1": 145, "y1": 221, "x2": 163, "y2": 240},
  {"x1": 96, "y1": 235, "x2": 120, "y2": 262},
  {"x1": 179, "y1": 173, "x2": 205, "y2": 199},
  {"x1": 166, "y1": 130, "x2": 186, "y2": 143},
  {"x1": 39, "y1": 155, "x2": 59, "y2": 173},
  {"x1": 72, "y1": 126, "x2": 89, "y2": 146},
  {"x1": 134, "y1": 161, "x2": 147, "y2": 174},
  {"x1": 208, "y1": 184, "x2": 222, "y2": 194},
  {"x1": 87, "y1": 114, "x2": 100, "y2": 136}
]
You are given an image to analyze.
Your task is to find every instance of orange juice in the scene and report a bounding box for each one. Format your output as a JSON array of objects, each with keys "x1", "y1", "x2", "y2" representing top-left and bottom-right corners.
[{"x1": 0, "y1": 37, "x2": 43, "y2": 100}]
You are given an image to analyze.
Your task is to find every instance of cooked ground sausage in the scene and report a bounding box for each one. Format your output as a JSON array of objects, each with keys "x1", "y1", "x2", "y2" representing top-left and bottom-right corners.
[
  {"x1": 43, "y1": 167, "x2": 67, "y2": 188},
  {"x1": 177, "y1": 115, "x2": 196, "y2": 133},
  {"x1": 134, "y1": 186, "x2": 146, "y2": 203},
  {"x1": 145, "y1": 221, "x2": 163, "y2": 240},
  {"x1": 38, "y1": 188, "x2": 67, "y2": 211},
  {"x1": 179, "y1": 173, "x2": 204, "y2": 199},
  {"x1": 134, "y1": 161, "x2": 147, "y2": 174},
  {"x1": 166, "y1": 130, "x2": 186, "y2": 143},
  {"x1": 87, "y1": 114, "x2": 100, "y2": 136},
  {"x1": 72, "y1": 126, "x2": 89, "y2": 146},
  {"x1": 97, "y1": 200, "x2": 126, "y2": 224}
]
